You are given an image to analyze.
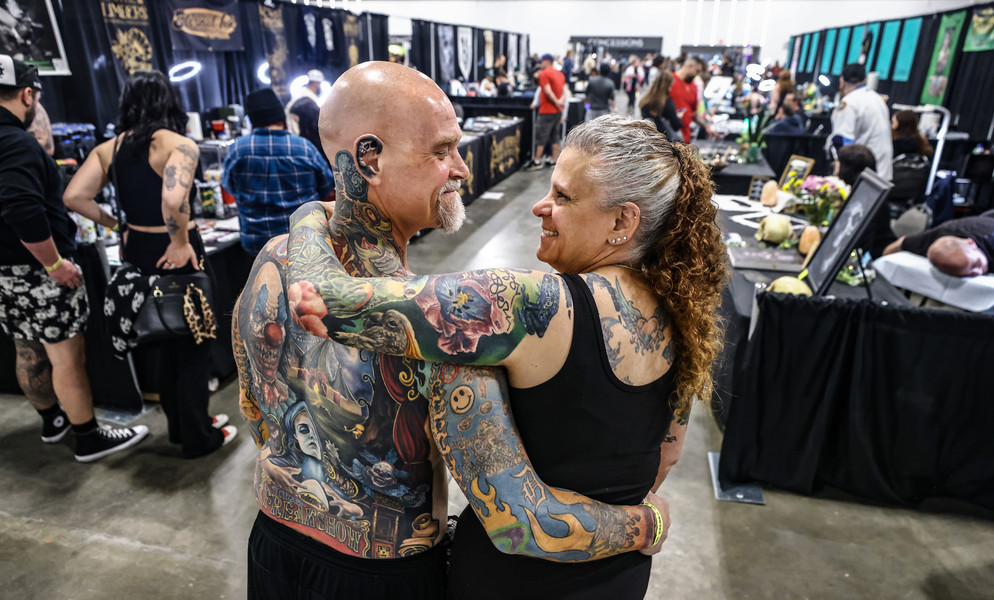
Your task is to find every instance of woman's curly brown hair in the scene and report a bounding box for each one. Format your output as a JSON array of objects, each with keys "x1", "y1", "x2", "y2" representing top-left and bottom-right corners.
[{"x1": 565, "y1": 115, "x2": 729, "y2": 420}]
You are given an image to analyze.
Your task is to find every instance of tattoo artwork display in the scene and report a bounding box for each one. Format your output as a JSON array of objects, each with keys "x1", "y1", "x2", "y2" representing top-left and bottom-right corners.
[
  {"x1": 234, "y1": 232, "x2": 442, "y2": 559},
  {"x1": 164, "y1": 165, "x2": 177, "y2": 191},
  {"x1": 235, "y1": 148, "x2": 660, "y2": 563},
  {"x1": 427, "y1": 364, "x2": 651, "y2": 560},
  {"x1": 285, "y1": 203, "x2": 563, "y2": 366},
  {"x1": 585, "y1": 274, "x2": 673, "y2": 385}
]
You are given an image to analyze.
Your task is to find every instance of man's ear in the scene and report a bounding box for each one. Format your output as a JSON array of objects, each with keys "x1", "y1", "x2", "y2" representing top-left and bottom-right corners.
[{"x1": 354, "y1": 135, "x2": 384, "y2": 180}]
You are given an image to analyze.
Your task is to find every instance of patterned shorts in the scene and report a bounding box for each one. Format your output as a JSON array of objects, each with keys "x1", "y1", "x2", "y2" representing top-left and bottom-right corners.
[{"x1": 0, "y1": 263, "x2": 89, "y2": 344}]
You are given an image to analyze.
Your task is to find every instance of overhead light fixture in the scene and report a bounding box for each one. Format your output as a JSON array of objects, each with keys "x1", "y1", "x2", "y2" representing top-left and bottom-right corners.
[
  {"x1": 819, "y1": 74, "x2": 832, "y2": 87},
  {"x1": 168, "y1": 60, "x2": 202, "y2": 83},
  {"x1": 257, "y1": 62, "x2": 271, "y2": 85},
  {"x1": 757, "y1": 79, "x2": 776, "y2": 92}
]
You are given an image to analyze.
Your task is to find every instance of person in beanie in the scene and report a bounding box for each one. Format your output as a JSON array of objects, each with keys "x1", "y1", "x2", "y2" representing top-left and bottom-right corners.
[
  {"x1": 0, "y1": 54, "x2": 149, "y2": 461},
  {"x1": 223, "y1": 87, "x2": 335, "y2": 257}
]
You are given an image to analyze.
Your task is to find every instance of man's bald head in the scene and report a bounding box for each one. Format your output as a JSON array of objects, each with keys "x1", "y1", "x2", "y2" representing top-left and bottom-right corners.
[
  {"x1": 927, "y1": 236, "x2": 989, "y2": 277},
  {"x1": 319, "y1": 61, "x2": 453, "y2": 160}
]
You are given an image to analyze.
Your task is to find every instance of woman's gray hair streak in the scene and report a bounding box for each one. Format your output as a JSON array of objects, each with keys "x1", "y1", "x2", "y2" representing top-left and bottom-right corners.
[{"x1": 562, "y1": 114, "x2": 682, "y2": 262}]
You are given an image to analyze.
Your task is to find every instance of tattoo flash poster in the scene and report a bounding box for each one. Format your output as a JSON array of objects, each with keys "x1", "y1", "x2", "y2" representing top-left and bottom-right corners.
[
  {"x1": 166, "y1": 0, "x2": 244, "y2": 52},
  {"x1": 963, "y1": 7, "x2": 994, "y2": 53},
  {"x1": 507, "y1": 33, "x2": 518, "y2": 74},
  {"x1": 0, "y1": 0, "x2": 70, "y2": 74},
  {"x1": 437, "y1": 25, "x2": 455, "y2": 83},
  {"x1": 100, "y1": 0, "x2": 154, "y2": 77},
  {"x1": 921, "y1": 10, "x2": 966, "y2": 105},
  {"x1": 457, "y1": 26, "x2": 473, "y2": 82}
]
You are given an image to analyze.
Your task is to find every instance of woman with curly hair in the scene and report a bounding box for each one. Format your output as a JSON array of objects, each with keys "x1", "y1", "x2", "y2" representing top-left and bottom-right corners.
[
  {"x1": 64, "y1": 70, "x2": 236, "y2": 458},
  {"x1": 285, "y1": 114, "x2": 727, "y2": 599}
]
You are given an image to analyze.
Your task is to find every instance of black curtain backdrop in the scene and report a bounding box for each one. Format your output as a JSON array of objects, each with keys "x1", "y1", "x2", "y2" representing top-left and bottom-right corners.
[
  {"x1": 719, "y1": 293, "x2": 994, "y2": 510},
  {"x1": 410, "y1": 19, "x2": 433, "y2": 77},
  {"x1": 945, "y1": 3, "x2": 994, "y2": 139},
  {"x1": 42, "y1": 0, "x2": 388, "y2": 129},
  {"x1": 797, "y1": 3, "x2": 994, "y2": 142}
]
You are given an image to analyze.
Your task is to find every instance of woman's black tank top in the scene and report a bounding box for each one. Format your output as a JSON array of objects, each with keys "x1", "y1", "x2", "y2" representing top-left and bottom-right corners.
[
  {"x1": 108, "y1": 135, "x2": 166, "y2": 227},
  {"x1": 448, "y1": 272, "x2": 676, "y2": 600}
]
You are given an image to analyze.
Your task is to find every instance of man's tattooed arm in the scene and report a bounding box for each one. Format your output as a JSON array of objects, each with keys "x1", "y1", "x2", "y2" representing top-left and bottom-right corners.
[
  {"x1": 430, "y1": 364, "x2": 658, "y2": 560},
  {"x1": 233, "y1": 238, "x2": 290, "y2": 446},
  {"x1": 286, "y1": 202, "x2": 564, "y2": 367},
  {"x1": 233, "y1": 301, "x2": 267, "y2": 446}
]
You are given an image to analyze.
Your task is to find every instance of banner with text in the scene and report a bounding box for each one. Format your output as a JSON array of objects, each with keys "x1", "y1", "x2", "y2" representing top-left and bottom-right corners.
[
  {"x1": 259, "y1": 3, "x2": 290, "y2": 102},
  {"x1": 100, "y1": 0, "x2": 154, "y2": 77},
  {"x1": 166, "y1": 0, "x2": 243, "y2": 52}
]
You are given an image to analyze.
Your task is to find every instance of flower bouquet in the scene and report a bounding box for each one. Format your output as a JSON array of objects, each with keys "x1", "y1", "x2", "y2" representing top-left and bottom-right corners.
[
  {"x1": 783, "y1": 175, "x2": 850, "y2": 227},
  {"x1": 782, "y1": 175, "x2": 850, "y2": 255}
]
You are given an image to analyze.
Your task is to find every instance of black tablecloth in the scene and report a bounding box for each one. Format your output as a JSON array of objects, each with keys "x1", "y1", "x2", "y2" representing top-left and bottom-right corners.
[
  {"x1": 713, "y1": 206, "x2": 994, "y2": 509},
  {"x1": 484, "y1": 120, "x2": 524, "y2": 188},
  {"x1": 697, "y1": 141, "x2": 776, "y2": 196},
  {"x1": 718, "y1": 291, "x2": 994, "y2": 509},
  {"x1": 457, "y1": 134, "x2": 486, "y2": 206}
]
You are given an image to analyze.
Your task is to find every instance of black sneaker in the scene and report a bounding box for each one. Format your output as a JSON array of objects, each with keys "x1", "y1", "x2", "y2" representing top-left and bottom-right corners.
[
  {"x1": 41, "y1": 410, "x2": 71, "y2": 444},
  {"x1": 75, "y1": 424, "x2": 150, "y2": 463},
  {"x1": 525, "y1": 161, "x2": 547, "y2": 171}
]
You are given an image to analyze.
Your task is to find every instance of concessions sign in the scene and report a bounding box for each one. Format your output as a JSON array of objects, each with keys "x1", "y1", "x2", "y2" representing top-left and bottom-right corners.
[
  {"x1": 167, "y1": 0, "x2": 243, "y2": 52},
  {"x1": 100, "y1": 0, "x2": 154, "y2": 76}
]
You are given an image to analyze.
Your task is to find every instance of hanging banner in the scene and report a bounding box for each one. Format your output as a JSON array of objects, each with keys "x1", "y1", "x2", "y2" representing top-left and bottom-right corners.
[
  {"x1": 520, "y1": 34, "x2": 529, "y2": 76},
  {"x1": 258, "y1": 4, "x2": 290, "y2": 102},
  {"x1": 167, "y1": 0, "x2": 242, "y2": 52},
  {"x1": 437, "y1": 25, "x2": 455, "y2": 82},
  {"x1": 507, "y1": 33, "x2": 518, "y2": 74},
  {"x1": 963, "y1": 7, "x2": 994, "y2": 53},
  {"x1": 483, "y1": 30, "x2": 494, "y2": 69},
  {"x1": 876, "y1": 21, "x2": 901, "y2": 80},
  {"x1": 921, "y1": 10, "x2": 966, "y2": 105},
  {"x1": 0, "y1": 0, "x2": 70, "y2": 74},
  {"x1": 457, "y1": 26, "x2": 473, "y2": 81},
  {"x1": 789, "y1": 37, "x2": 801, "y2": 75},
  {"x1": 893, "y1": 18, "x2": 922, "y2": 82},
  {"x1": 100, "y1": 0, "x2": 154, "y2": 76},
  {"x1": 342, "y1": 12, "x2": 360, "y2": 67}
]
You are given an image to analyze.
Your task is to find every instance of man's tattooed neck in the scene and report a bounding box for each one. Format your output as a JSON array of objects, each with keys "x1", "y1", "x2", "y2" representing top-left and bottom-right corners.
[{"x1": 329, "y1": 150, "x2": 407, "y2": 277}]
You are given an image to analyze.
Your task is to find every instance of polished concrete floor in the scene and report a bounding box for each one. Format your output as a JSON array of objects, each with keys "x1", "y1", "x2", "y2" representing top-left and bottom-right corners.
[{"x1": 2, "y1": 167, "x2": 993, "y2": 599}]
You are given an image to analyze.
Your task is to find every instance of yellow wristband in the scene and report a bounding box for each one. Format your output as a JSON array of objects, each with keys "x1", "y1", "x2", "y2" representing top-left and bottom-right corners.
[
  {"x1": 43, "y1": 256, "x2": 63, "y2": 272},
  {"x1": 640, "y1": 501, "x2": 665, "y2": 547}
]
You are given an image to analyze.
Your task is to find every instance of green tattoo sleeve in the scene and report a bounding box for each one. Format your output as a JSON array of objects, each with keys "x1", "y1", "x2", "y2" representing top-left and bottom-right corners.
[
  {"x1": 427, "y1": 363, "x2": 654, "y2": 560},
  {"x1": 286, "y1": 202, "x2": 563, "y2": 367}
]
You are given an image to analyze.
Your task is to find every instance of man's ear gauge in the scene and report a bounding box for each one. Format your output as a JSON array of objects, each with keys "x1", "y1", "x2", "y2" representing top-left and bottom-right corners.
[{"x1": 355, "y1": 136, "x2": 383, "y2": 177}]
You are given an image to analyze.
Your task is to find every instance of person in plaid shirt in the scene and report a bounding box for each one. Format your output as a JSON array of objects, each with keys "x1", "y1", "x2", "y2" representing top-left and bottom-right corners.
[{"x1": 223, "y1": 88, "x2": 335, "y2": 257}]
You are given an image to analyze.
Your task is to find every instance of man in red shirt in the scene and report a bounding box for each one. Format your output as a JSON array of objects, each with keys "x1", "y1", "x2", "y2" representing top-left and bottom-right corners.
[
  {"x1": 669, "y1": 56, "x2": 716, "y2": 143},
  {"x1": 528, "y1": 53, "x2": 566, "y2": 169}
]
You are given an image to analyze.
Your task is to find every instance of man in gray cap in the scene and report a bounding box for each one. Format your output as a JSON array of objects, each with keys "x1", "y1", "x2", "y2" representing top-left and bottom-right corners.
[
  {"x1": 285, "y1": 69, "x2": 327, "y2": 164},
  {"x1": 0, "y1": 54, "x2": 149, "y2": 461},
  {"x1": 223, "y1": 87, "x2": 335, "y2": 257},
  {"x1": 830, "y1": 63, "x2": 893, "y2": 180}
]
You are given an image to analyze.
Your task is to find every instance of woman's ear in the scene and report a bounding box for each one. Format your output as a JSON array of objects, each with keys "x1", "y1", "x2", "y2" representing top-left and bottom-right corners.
[
  {"x1": 354, "y1": 135, "x2": 384, "y2": 181},
  {"x1": 610, "y1": 202, "x2": 641, "y2": 241}
]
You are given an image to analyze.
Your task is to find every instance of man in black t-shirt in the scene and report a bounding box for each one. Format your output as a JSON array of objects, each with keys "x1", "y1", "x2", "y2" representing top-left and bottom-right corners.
[
  {"x1": 0, "y1": 55, "x2": 148, "y2": 461},
  {"x1": 883, "y1": 215, "x2": 994, "y2": 277}
]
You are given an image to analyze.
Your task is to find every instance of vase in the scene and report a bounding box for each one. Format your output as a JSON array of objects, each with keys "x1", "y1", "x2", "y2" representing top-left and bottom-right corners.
[{"x1": 747, "y1": 143, "x2": 759, "y2": 163}]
